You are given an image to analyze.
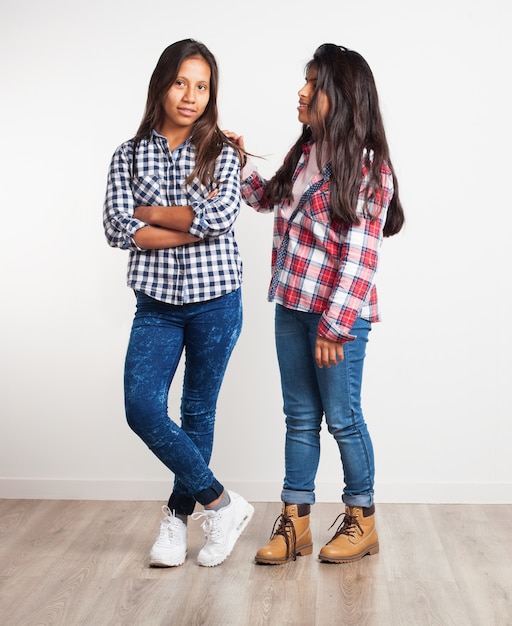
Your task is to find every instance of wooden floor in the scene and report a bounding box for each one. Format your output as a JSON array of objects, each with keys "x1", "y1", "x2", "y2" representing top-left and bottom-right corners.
[{"x1": 0, "y1": 500, "x2": 511, "y2": 625}]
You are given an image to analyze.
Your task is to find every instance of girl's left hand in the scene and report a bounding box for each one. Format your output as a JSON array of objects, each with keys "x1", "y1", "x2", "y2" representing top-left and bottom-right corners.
[{"x1": 315, "y1": 336, "x2": 344, "y2": 368}]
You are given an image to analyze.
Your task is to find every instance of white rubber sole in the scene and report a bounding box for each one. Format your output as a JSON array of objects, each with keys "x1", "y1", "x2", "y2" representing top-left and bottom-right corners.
[{"x1": 198, "y1": 498, "x2": 255, "y2": 567}]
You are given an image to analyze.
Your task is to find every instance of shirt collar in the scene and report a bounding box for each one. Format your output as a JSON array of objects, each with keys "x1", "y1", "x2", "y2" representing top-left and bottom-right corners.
[{"x1": 151, "y1": 129, "x2": 192, "y2": 152}]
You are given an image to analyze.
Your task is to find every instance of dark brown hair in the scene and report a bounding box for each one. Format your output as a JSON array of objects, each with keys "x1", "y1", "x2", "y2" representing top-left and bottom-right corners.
[{"x1": 267, "y1": 44, "x2": 404, "y2": 236}]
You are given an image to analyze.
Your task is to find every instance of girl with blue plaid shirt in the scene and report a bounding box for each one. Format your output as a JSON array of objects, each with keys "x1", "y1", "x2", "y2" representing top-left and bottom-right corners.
[
  {"x1": 103, "y1": 39, "x2": 253, "y2": 569},
  {"x1": 226, "y1": 44, "x2": 404, "y2": 565}
]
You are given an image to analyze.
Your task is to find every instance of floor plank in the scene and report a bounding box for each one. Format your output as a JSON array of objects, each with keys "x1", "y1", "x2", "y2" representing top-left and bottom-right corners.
[{"x1": 0, "y1": 500, "x2": 511, "y2": 625}]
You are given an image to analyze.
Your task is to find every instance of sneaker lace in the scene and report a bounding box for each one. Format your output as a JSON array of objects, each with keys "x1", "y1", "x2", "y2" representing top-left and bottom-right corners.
[
  {"x1": 192, "y1": 509, "x2": 224, "y2": 544},
  {"x1": 269, "y1": 513, "x2": 297, "y2": 561},
  {"x1": 155, "y1": 506, "x2": 183, "y2": 546},
  {"x1": 327, "y1": 512, "x2": 362, "y2": 542}
]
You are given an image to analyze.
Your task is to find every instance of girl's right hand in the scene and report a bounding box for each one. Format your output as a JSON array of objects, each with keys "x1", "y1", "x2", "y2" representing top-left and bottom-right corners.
[
  {"x1": 315, "y1": 336, "x2": 345, "y2": 368},
  {"x1": 223, "y1": 130, "x2": 245, "y2": 151}
]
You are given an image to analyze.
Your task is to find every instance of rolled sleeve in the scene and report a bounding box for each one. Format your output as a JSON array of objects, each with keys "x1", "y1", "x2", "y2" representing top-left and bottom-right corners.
[
  {"x1": 188, "y1": 146, "x2": 241, "y2": 239},
  {"x1": 319, "y1": 169, "x2": 393, "y2": 342},
  {"x1": 240, "y1": 163, "x2": 275, "y2": 214},
  {"x1": 103, "y1": 144, "x2": 146, "y2": 251}
]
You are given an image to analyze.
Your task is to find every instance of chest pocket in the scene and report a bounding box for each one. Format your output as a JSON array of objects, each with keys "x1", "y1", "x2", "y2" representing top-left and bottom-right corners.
[
  {"x1": 307, "y1": 187, "x2": 331, "y2": 224},
  {"x1": 131, "y1": 175, "x2": 162, "y2": 206}
]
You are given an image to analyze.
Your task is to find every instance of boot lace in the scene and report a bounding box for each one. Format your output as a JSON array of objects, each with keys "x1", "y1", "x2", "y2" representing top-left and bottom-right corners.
[
  {"x1": 327, "y1": 512, "x2": 362, "y2": 542},
  {"x1": 269, "y1": 513, "x2": 297, "y2": 561}
]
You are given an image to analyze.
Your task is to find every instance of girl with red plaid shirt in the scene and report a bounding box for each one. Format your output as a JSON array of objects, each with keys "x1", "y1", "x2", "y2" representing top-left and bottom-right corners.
[{"x1": 226, "y1": 43, "x2": 404, "y2": 564}]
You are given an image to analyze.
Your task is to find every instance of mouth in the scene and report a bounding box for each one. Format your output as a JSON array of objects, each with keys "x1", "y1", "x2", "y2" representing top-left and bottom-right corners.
[
  {"x1": 298, "y1": 102, "x2": 309, "y2": 110},
  {"x1": 178, "y1": 107, "x2": 197, "y2": 117}
]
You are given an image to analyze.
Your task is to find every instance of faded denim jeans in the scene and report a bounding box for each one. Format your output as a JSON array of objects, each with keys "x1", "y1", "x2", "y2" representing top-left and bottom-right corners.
[
  {"x1": 275, "y1": 305, "x2": 375, "y2": 508},
  {"x1": 124, "y1": 289, "x2": 242, "y2": 515}
]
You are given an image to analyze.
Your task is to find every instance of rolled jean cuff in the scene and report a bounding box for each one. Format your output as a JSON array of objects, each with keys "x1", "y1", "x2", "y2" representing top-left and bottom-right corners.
[
  {"x1": 168, "y1": 493, "x2": 197, "y2": 516},
  {"x1": 281, "y1": 488, "x2": 315, "y2": 505},
  {"x1": 342, "y1": 493, "x2": 374, "y2": 508},
  {"x1": 194, "y1": 479, "x2": 225, "y2": 507}
]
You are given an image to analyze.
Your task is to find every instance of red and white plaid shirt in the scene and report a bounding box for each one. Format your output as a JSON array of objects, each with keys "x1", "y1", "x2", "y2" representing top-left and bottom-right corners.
[{"x1": 241, "y1": 142, "x2": 394, "y2": 342}]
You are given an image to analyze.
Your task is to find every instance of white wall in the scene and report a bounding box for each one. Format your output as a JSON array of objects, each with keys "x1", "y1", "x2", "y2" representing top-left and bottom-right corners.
[{"x1": 1, "y1": 0, "x2": 510, "y2": 504}]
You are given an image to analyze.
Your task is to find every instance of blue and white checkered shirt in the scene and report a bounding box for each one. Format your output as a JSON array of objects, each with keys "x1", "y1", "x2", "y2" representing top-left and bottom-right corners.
[{"x1": 103, "y1": 132, "x2": 243, "y2": 304}]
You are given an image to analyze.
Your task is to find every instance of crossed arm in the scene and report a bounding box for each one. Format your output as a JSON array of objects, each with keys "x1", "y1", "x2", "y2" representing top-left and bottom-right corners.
[
  {"x1": 132, "y1": 185, "x2": 223, "y2": 249},
  {"x1": 132, "y1": 204, "x2": 199, "y2": 249}
]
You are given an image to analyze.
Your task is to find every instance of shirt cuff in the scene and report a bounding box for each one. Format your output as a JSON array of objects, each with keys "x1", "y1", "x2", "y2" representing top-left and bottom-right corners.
[
  {"x1": 317, "y1": 313, "x2": 356, "y2": 343},
  {"x1": 113, "y1": 217, "x2": 148, "y2": 251},
  {"x1": 187, "y1": 200, "x2": 210, "y2": 239},
  {"x1": 241, "y1": 157, "x2": 256, "y2": 180}
]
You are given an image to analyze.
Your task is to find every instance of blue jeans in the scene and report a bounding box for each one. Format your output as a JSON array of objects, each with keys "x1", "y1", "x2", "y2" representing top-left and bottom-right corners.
[
  {"x1": 275, "y1": 305, "x2": 374, "y2": 508},
  {"x1": 124, "y1": 289, "x2": 242, "y2": 515}
]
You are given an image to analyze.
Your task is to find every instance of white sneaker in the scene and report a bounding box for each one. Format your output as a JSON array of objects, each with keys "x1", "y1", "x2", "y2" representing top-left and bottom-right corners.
[
  {"x1": 192, "y1": 491, "x2": 254, "y2": 567},
  {"x1": 149, "y1": 506, "x2": 187, "y2": 567}
]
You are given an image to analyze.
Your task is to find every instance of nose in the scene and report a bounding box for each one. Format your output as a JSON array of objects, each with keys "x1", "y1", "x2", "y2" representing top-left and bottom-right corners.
[
  {"x1": 183, "y1": 86, "x2": 195, "y2": 102},
  {"x1": 298, "y1": 83, "x2": 310, "y2": 100}
]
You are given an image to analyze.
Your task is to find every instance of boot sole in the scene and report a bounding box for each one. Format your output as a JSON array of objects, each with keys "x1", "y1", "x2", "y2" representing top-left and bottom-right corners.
[
  {"x1": 255, "y1": 543, "x2": 313, "y2": 565},
  {"x1": 318, "y1": 542, "x2": 379, "y2": 564}
]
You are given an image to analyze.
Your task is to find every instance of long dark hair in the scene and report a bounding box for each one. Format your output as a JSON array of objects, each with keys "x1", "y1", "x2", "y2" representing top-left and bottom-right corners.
[
  {"x1": 267, "y1": 44, "x2": 404, "y2": 237},
  {"x1": 132, "y1": 39, "x2": 243, "y2": 186}
]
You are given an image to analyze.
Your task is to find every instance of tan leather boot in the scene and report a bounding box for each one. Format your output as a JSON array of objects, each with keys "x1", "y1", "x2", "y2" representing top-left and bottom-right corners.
[
  {"x1": 255, "y1": 503, "x2": 313, "y2": 564},
  {"x1": 318, "y1": 504, "x2": 379, "y2": 563}
]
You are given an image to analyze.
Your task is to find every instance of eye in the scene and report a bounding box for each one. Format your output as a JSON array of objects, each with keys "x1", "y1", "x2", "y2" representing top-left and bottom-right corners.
[
  {"x1": 176, "y1": 79, "x2": 185, "y2": 87},
  {"x1": 198, "y1": 84, "x2": 208, "y2": 91}
]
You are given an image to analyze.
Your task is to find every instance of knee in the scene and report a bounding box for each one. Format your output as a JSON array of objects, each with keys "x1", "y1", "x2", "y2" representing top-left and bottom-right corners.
[
  {"x1": 326, "y1": 413, "x2": 367, "y2": 440},
  {"x1": 125, "y1": 392, "x2": 163, "y2": 438},
  {"x1": 285, "y1": 413, "x2": 322, "y2": 433},
  {"x1": 125, "y1": 402, "x2": 147, "y2": 437},
  {"x1": 125, "y1": 405, "x2": 171, "y2": 453}
]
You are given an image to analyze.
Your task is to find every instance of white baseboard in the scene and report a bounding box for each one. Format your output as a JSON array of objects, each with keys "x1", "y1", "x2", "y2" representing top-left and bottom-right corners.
[{"x1": 0, "y1": 479, "x2": 510, "y2": 504}]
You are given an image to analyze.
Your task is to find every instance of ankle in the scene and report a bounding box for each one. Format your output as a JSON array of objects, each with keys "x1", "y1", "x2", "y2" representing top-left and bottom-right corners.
[
  {"x1": 285, "y1": 503, "x2": 311, "y2": 517},
  {"x1": 205, "y1": 491, "x2": 230, "y2": 512}
]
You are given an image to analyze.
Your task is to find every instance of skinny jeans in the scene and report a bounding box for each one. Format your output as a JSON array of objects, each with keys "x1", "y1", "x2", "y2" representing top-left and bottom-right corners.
[
  {"x1": 124, "y1": 289, "x2": 242, "y2": 515},
  {"x1": 275, "y1": 304, "x2": 374, "y2": 508}
]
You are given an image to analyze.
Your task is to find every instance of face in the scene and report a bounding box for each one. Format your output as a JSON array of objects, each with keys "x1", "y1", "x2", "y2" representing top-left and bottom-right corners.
[
  {"x1": 160, "y1": 56, "x2": 211, "y2": 136},
  {"x1": 297, "y1": 66, "x2": 330, "y2": 125}
]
